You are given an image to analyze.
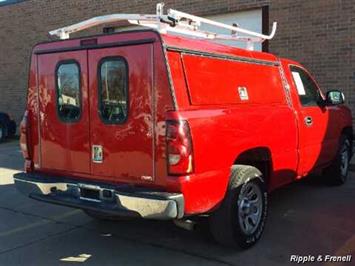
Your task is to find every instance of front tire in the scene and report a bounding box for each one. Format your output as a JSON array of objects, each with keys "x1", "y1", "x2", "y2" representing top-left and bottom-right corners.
[
  {"x1": 323, "y1": 135, "x2": 352, "y2": 185},
  {"x1": 209, "y1": 165, "x2": 268, "y2": 248}
]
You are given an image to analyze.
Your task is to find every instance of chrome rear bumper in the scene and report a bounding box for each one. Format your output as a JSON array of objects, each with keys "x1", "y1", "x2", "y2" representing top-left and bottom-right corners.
[{"x1": 14, "y1": 172, "x2": 184, "y2": 220}]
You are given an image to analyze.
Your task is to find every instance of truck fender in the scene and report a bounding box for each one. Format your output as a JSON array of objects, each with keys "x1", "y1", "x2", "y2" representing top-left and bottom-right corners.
[{"x1": 230, "y1": 164, "x2": 265, "y2": 188}]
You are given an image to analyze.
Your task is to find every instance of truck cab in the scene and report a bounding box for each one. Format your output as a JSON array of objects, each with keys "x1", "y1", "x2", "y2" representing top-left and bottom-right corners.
[{"x1": 281, "y1": 58, "x2": 353, "y2": 180}]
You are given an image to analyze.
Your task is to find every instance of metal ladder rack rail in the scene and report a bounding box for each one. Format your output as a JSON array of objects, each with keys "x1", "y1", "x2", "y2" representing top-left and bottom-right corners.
[{"x1": 49, "y1": 3, "x2": 277, "y2": 51}]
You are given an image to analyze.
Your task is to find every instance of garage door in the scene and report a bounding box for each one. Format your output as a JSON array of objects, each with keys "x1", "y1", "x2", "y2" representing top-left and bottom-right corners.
[
  {"x1": 202, "y1": 9, "x2": 263, "y2": 51},
  {"x1": 116, "y1": 8, "x2": 263, "y2": 51}
]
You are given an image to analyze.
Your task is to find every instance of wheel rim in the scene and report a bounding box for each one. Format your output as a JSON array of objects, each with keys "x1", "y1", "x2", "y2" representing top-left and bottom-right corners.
[
  {"x1": 340, "y1": 141, "x2": 350, "y2": 177},
  {"x1": 237, "y1": 182, "x2": 263, "y2": 235}
]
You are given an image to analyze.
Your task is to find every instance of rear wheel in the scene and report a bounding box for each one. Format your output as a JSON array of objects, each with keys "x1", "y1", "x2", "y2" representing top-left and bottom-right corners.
[
  {"x1": 209, "y1": 165, "x2": 268, "y2": 248},
  {"x1": 323, "y1": 135, "x2": 352, "y2": 185}
]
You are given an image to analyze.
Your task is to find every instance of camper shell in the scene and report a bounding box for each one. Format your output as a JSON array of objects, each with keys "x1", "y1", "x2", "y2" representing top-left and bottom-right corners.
[{"x1": 18, "y1": 29, "x2": 288, "y2": 214}]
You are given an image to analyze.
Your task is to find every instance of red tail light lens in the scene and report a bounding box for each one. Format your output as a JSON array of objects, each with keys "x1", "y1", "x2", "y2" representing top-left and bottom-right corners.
[
  {"x1": 20, "y1": 111, "x2": 31, "y2": 160},
  {"x1": 166, "y1": 120, "x2": 193, "y2": 175}
]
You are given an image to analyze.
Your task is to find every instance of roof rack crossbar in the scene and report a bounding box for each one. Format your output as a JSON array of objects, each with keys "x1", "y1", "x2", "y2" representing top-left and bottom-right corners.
[{"x1": 49, "y1": 2, "x2": 277, "y2": 51}]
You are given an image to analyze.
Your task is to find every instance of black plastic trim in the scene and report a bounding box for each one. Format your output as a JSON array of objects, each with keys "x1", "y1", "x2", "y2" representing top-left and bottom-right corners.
[{"x1": 262, "y1": 6, "x2": 270, "y2": 52}]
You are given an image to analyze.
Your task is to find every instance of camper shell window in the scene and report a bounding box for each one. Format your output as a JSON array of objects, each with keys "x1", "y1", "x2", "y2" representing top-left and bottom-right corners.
[
  {"x1": 56, "y1": 61, "x2": 82, "y2": 122},
  {"x1": 98, "y1": 57, "x2": 129, "y2": 124}
]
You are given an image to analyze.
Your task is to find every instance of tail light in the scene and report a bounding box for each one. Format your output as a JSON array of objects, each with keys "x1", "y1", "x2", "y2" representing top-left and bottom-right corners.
[
  {"x1": 20, "y1": 110, "x2": 32, "y2": 171},
  {"x1": 166, "y1": 120, "x2": 193, "y2": 175}
]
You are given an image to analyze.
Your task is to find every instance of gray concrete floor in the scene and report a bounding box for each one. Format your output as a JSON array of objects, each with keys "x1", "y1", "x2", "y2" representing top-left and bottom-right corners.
[{"x1": 0, "y1": 140, "x2": 354, "y2": 266}]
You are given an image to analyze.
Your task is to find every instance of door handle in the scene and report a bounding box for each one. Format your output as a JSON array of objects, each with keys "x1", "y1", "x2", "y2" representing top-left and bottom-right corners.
[{"x1": 304, "y1": 116, "x2": 313, "y2": 127}]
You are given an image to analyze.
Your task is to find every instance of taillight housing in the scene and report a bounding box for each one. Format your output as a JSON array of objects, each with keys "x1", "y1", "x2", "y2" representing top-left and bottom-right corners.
[
  {"x1": 20, "y1": 110, "x2": 32, "y2": 171},
  {"x1": 166, "y1": 120, "x2": 193, "y2": 175}
]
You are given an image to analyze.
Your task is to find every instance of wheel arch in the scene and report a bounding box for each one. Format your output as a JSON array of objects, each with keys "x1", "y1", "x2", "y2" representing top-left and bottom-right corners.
[{"x1": 233, "y1": 147, "x2": 273, "y2": 189}]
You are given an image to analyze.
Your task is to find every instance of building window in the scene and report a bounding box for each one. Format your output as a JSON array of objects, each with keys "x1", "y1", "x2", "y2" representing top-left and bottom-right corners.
[
  {"x1": 99, "y1": 57, "x2": 128, "y2": 124},
  {"x1": 56, "y1": 61, "x2": 81, "y2": 122},
  {"x1": 0, "y1": 0, "x2": 25, "y2": 7}
]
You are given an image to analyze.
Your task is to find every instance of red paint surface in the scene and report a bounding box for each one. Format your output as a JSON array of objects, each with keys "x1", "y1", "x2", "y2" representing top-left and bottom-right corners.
[
  {"x1": 38, "y1": 51, "x2": 91, "y2": 175},
  {"x1": 23, "y1": 30, "x2": 353, "y2": 216},
  {"x1": 88, "y1": 45, "x2": 154, "y2": 183}
]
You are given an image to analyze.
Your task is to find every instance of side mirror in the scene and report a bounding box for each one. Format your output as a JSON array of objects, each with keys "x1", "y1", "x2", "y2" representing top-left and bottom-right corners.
[{"x1": 326, "y1": 90, "x2": 345, "y2": 106}]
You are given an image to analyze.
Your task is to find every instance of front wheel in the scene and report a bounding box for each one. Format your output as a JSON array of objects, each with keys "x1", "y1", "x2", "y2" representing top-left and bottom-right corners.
[
  {"x1": 209, "y1": 165, "x2": 268, "y2": 248},
  {"x1": 323, "y1": 136, "x2": 352, "y2": 185}
]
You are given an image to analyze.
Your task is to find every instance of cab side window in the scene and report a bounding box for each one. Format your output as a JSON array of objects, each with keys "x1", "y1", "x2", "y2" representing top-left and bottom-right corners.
[
  {"x1": 99, "y1": 58, "x2": 128, "y2": 124},
  {"x1": 290, "y1": 66, "x2": 321, "y2": 107},
  {"x1": 56, "y1": 61, "x2": 81, "y2": 122}
]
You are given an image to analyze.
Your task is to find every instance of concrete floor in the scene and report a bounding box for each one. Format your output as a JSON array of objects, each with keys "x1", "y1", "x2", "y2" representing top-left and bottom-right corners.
[{"x1": 0, "y1": 140, "x2": 354, "y2": 266}]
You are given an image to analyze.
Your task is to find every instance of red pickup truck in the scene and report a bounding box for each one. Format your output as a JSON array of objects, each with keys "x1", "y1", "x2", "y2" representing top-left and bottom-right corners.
[{"x1": 14, "y1": 28, "x2": 353, "y2": 248}]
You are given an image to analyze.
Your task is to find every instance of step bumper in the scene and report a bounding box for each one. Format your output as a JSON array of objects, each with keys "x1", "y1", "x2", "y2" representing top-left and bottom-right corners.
[{"x1": 13, "y1": 172, "x2": 184, "y2": 220}]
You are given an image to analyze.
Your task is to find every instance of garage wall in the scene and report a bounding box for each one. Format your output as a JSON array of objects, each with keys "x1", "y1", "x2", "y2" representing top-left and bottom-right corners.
[
  {"x1": 270, "y1": 0, "x2": 355, "y2": 128},
  {"x1": 0, "y1": 0, "x2": 354, "y2": 130}
]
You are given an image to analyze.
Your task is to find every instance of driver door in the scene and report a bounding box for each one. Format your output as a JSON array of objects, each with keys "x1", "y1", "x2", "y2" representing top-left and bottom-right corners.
[{"x1": 289, "y1": 66, "x2": 336, "y2": 175}]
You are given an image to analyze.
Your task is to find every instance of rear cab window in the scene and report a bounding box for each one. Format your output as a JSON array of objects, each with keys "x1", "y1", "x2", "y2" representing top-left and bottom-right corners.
[
  {"x1": 290, "y1": 66, "x2": 322, "y2": 107},
  {"x1": 98, "y1": 57, "x2": 128, "y2": 124},
  {"x1": 56, "y1": 61, "x2": 81, "y2": 122}
]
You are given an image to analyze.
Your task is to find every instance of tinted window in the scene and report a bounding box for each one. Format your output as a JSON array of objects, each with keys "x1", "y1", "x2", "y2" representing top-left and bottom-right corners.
[
  {"x1": 290, "y1": 66, "x2": 321, "y2": 107},
  {"x1": 56, "y1": 62, "x2": 81, "y2": 122},
  {"x1": 99, "y1": 58, "x2": 128, "y2": 123}
]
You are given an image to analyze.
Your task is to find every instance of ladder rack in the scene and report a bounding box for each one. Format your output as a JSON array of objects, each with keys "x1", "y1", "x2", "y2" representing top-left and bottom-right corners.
[{"x1": 49, "y1": 3, "x2": 277, "y2": 51}]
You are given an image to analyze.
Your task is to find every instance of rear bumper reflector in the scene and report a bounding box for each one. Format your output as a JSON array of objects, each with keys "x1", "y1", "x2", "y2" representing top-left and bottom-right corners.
[{"x1": 13, "y1": 172, "x2": 184, "y2": 220}]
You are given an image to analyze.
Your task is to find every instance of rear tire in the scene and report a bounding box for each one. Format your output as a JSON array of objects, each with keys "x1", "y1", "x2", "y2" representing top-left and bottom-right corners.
[
  {"x1": 323, "y1": 135, "x2": 352, "y2": 185},
  {"x1": 209, "y1": 165, "x2": 268, "y2": 249}
]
